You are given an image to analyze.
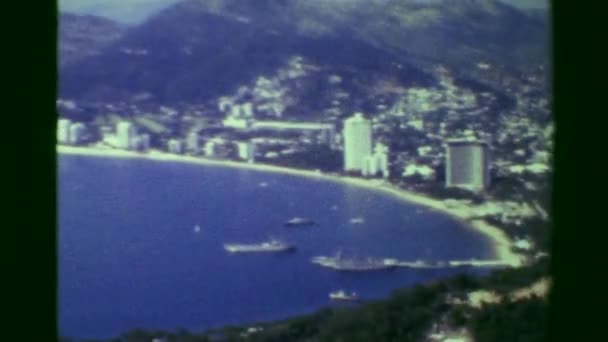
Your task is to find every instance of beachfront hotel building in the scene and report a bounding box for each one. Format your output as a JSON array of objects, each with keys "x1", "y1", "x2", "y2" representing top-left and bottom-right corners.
[
  {"x1": 445, "y1": 139, "x2": 491, "y2": 191},
  {"x1": 343, "y1": 113, "x2": 372, "y2": 172},
  {"x1": 236, "y1": 141, "x2": 255, "y2": 163},
  {"x1": 57, "y1": 118, "x2": 71, "y2": 144},
  {"x1": 116, "y1": 121, "x2": 137, "y2": 150},
  {"x1": 68, "y1": 122, "x2": 87, "y2": 145},
  {"x1": 362, "y1": 143, "x2": 390, "y2": 178}
]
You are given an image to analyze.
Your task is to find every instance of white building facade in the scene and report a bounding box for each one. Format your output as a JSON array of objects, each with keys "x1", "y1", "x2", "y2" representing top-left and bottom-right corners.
[
  {"x1": 343, "y1": 113, "x2": 372, "y2": 171},
  {"x1": 236, "y1": 141, "x2": 255, "y2": 163},
  {"x1": 445, "y1": 139, "x2": 491, "y2": 191},
  {"x1": 116, "y1": 121, "x2": 137, "y2": 150},
  {"x1": 362, "y1": 143, "x2": 389, "y2": 178},
  {"x1": 57, "y1": 118, "x2": 72, "y2": 144}
]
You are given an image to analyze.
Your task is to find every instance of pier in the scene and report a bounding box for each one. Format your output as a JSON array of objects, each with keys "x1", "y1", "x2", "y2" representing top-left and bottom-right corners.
[{"x1": 395, "y1": 259, "x2": 514, "y2": 269}]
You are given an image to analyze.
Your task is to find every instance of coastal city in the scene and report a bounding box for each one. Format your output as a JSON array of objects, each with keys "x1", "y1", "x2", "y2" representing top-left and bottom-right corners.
[
  {"x1": 57, "y1": 58, "x2": 551, "y2": 267},
  {"x1": 56, "y1": 0, "x2": 554, "y2": 339}
]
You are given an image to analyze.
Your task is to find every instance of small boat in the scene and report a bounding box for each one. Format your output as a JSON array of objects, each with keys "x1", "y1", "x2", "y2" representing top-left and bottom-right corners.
[
  {"x1": 258, "y1": 182, "x2": 269, "y2": 187},
  {"x1": 329, "y1": 289, "x2": 359, "y2": 302},
  {"x1": 193, "y1": 225, "x2": 201, "y2": 233},
  {"x1": 349, "y1": 217, "x2": 365, "y2": 224},
  {"x1": 285, "y1": 217, "x2": 315, "y2": 227}
]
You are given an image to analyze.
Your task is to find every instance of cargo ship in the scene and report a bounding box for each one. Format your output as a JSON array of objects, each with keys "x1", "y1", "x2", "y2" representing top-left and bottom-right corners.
[
  {"x1": 311, "y1": 252, "x2": 398, "y2": 271},
  {"x1": 224, "y1": 239, "x2": 296, "y2": 253}
]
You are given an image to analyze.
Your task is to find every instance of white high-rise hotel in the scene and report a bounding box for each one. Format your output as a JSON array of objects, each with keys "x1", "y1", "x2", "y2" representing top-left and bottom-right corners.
[
  {"x1": 445, "y1": 139, "x2": 491, "y2": 191},
  {"x1": 343, "y1": 113, "x2": 373, "y2": 172}
]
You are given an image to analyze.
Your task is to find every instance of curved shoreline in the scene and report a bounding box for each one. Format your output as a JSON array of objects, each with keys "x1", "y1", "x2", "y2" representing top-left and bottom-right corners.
[{"x1": 57, "y1": 145, "x2": 523, "y2": 267}]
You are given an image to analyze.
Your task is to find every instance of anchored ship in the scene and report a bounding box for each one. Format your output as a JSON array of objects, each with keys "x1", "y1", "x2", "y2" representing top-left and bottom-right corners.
[
  {"x1": 284, "y1": 217, "x2": 315, "y2": 227},
  {"x1": 311, "y1": 251, "x2": 398, "y2": 271},
  {"x1": 329, "y1": 290, "x2": 359, "y2": 302},
  {"x1": 224, "y1": 239, "x2": 296, "y2": 254}
]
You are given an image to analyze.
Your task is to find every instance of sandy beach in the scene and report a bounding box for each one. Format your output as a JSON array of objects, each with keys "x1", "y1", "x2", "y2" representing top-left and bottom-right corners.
[{"x1": 57, "y1": 145, "x2": 524, "y2": 267}]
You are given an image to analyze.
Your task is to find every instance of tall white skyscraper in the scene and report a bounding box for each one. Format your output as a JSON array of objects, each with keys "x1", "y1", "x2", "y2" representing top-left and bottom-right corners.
[
  {"x1": 116, "y1": 121, "x2": 137, "y2": 150},
  {"x1": 57, "y1": 118, "x2": 71, "y2": 144},
  {"x1": 343, "y1": 113, "x2": 372, "y2": 171},
  {"x1": 445, "y1": 139, "x2": 491, "y2": 191}
]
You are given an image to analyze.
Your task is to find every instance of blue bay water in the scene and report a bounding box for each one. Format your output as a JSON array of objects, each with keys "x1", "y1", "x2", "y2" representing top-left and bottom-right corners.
[{"x1": 58, "y1": 155, "x2": 494, "y2": 339}]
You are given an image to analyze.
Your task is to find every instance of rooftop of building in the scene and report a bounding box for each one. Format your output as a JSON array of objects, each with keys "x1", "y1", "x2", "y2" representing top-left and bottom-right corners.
[{"x1": 344, "y1": 112, "x2": 369, "y2": 123}]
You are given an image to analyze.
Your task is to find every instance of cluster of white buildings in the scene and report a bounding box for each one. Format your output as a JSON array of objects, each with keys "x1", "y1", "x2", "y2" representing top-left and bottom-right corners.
[
  {"x1": 57, "y1": 118, "x2": 87, "y2": 145},
  {"x1": 443, "y1": 199, "x2": 538, "y2": 224},
  {"x1": 61, "y1": 111, "x2": 495, "y2": 195},
  {"x1": 342, "y1": 112, "x2": 493, "y2": 191},
  {"x1": 103, "y1": 121, "x2": 150, "y2": 151},
  {"x1": 220, "y1": 103, "x2": 337, "y2": 148},
  {"x1": 342, "y1": 113, "x2": 390, "y2": 178},
  {"x1": 174, "y1": 133, "x2": 256, "y2": 163}
]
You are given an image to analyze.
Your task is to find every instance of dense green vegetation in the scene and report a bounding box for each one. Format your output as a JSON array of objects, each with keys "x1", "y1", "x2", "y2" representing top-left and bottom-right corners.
[
  {"x1": 469, "y1": 298, "x2": 547, "y2": 342},
  {"x1": 64, "y1": 259, "x2": 548, "y2": 342}
]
